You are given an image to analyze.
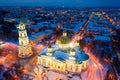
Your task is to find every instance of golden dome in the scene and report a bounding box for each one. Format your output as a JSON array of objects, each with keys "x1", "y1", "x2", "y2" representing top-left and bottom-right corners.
[
  {"x1": 57, "y1": 36, "x2": 71, "y2": 44},
  {"x1": 57, "y1": 31, "x2": 71, "y2": 44}
]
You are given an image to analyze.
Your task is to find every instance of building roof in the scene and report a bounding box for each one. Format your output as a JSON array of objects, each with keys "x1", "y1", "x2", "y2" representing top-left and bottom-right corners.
[
  {"x1": 39, "y1": 44, "x2": 89, "y2": 63},
  {"x1": 32, "y1": 31, "x2": 45, "y2": 38},
  {"x1": 94, "y1": 35, "x2": 111, "y2": 41},
  {"x1": 27, "y1": 22, "x2": 57, "y2": 29},
  {"x1": 74, "y1": 21, "x2": 86, "y2": 32},
  {"x1": 53, "y1": 51, "x2": 69, "y2": 62},
  {"x1": 61, "y1": 20, "x2": 86, "y2": 32},
  {"x1": 31, "y1": 29, "x2": 53, "y2": 38},
  {"x1": 57, "y1": 36, "x2": 71, "y2": 44},
  {"x1": 0, "y1": 30, "x2": 3, "y2": 33}
]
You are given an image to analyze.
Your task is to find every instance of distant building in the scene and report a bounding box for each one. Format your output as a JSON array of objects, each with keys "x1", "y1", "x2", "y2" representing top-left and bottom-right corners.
[{"x1": 94, "y1": 35, "x2": 111, "y2": 42}]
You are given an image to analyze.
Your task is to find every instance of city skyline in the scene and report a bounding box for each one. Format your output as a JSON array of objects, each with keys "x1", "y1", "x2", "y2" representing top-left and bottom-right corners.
[
  {"x1": 0, "y1": 0, "x2": 120, "y2": 7},
  {"x1": 0, "y1": 3, "x2": 120, "y2": 80}
]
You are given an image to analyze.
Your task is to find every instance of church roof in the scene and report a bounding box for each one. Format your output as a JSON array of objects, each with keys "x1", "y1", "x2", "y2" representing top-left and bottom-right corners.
[{"x1": 57, "y1": 36, "x2": 71, "y2": 44}]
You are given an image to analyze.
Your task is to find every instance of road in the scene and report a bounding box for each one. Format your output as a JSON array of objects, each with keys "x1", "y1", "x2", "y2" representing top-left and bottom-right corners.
[
  {"x1": 76, "y1": 12, "x2": 104, "y2": 80},
  {"x1": 77, "y1": 12, "x2": 94, "y2": 37}
]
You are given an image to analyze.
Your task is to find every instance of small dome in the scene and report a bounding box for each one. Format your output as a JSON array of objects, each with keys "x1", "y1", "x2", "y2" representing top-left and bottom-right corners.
[
  {"x1": 48, "y1": 45, "x2": 52, "y2": 48},
  {"x1": 70, "y1": 49, "x2": 75, "y2": 52}
]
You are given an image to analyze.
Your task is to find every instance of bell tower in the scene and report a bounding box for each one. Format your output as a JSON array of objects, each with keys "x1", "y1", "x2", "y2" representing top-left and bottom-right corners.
[{"x1": 17, "y1": 23, "x2": 32, "y2": 58}]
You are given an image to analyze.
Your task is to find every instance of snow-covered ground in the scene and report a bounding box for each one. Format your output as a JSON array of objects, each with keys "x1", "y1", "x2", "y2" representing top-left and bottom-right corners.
[{"x1": 33, "y1": 65, "x2": 82, "y2": 80}]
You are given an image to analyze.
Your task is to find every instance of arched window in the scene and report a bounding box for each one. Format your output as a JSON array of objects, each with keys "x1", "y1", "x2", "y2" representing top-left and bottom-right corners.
[
  {"x1": 58, "y1": 66, "x2": 60, "y2": 69},
  {"x1": 22, "y1": 33, "x2": 24, "y2": 37}
]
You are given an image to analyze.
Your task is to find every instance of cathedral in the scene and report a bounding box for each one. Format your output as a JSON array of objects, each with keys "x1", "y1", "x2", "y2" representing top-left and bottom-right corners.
[{"x1": 37, "y1": 31, "x2": 89, "y2": 74}]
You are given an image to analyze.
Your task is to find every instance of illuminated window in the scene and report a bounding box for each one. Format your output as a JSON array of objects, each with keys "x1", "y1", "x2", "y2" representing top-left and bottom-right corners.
[
  {"x1": 58, "y1": 66, "x2": 60, "y2": 69},
  {"x1": 21, "y1": 41, "x2": 23, "y2": 45}
]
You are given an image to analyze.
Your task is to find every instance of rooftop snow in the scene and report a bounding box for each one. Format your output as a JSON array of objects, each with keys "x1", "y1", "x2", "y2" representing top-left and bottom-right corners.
[
  {"x1": 74, "y1": 20, "x2": 86, "y2": 32},
  {"x1": 31, "y1": 29, "x2": 53, "y2": 38},
  {"x1": 12, "y1": 30, "x2": 18, "y2": 33},
  {"x1": 32, "y1": 31, "x2": 45, "y2": 38},
  {"x1": 61, "y1": 20, "x2": 86, "y2": 32},
  {"x1": 27, "y1": 22, "x2": 57, "y2": 29},
  {"x1": 94, "y1": 35, "x2": 110, "y2": 41},
  {"x1": 29, "y1": 36, "x2": 35, "y2": 41},
  {"x1": 39, "y1": 45, "x2": 89, "y2": 62}
]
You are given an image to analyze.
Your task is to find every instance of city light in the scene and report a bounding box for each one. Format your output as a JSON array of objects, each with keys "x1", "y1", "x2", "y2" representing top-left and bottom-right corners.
[{"x1": 0, "y1": 2, "x2": 119, "y2": 80}]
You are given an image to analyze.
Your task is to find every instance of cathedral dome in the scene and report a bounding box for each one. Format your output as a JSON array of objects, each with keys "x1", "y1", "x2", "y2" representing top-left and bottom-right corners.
[
  {"x1": 57, "y1": 36, "x2": 71, "y2": 44},
  {"x1": 56, "y1": 31, "x2": 71, "y2": 49}
]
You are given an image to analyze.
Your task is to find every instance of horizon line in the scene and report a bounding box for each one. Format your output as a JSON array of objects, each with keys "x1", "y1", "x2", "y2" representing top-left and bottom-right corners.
[{"x1": 0, "y1": 5, "x2": 120, "y2": 8}]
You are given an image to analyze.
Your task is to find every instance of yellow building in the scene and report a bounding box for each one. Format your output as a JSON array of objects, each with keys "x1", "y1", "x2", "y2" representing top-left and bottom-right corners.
[
  {"x1": 17, "y1": 23, "x2": 33, "y2": 58},
  {"x1": 37, "y1": 31, "x2": 89, "y2": 74},
  {"x1": 37, "y1": 55, "x2": 88, "y2": 74}
]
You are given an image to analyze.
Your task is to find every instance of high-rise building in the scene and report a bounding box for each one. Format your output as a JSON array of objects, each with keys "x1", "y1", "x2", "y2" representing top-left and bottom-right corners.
[{"x1": 17, "y1": 23, "x2": 32, "y2": 58}]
